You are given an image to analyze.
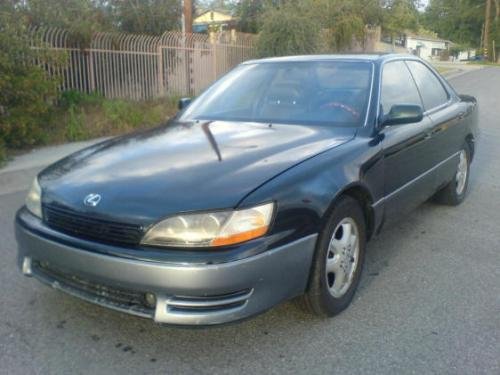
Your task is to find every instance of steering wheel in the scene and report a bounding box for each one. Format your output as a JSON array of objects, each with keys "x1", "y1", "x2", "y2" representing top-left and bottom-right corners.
[{"x1": 320, "y1": 101, "x2": 360, "y2": 120}]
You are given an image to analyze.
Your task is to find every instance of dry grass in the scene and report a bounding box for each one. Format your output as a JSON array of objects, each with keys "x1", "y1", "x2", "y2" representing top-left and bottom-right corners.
[
  {"x1": 48, "y1": 96, "x2": 179, "y2": 144},
  {"x1": 0, "y1": 94, "x2": 179, "y2": 166}
]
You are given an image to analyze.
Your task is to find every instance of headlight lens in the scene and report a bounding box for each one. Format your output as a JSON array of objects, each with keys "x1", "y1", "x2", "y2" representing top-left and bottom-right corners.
[
  {"x1": 26, "y1": 177, "x2": 42, "y2": 218},
  {"x1": 141, "y1": 202, "x2": 274, "y2": 248}
]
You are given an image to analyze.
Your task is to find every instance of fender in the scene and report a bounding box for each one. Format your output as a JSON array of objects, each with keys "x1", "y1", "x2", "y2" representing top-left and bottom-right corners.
[{"x1": 239, "y1": 135, "x2": 384, "y2": 249}]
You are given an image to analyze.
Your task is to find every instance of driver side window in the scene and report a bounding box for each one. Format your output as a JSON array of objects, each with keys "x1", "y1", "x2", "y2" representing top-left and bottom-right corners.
[{"x1": 381, "y1": 61, "x2": 422, "y2": 116}]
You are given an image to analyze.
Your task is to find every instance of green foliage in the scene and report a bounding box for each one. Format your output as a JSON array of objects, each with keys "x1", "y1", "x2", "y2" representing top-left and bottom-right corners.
[
  {"x1": 65, "y1": 105, "x2": 87, "y2": 141},
  {"x1": 14, "y1": 0, "x2": 182, "y2": 39},
  {"x1": 421, "y1": 0, "x2": 484, "y2": 47},
  {"x1": 257, "y1": 4, "x2": 320, "y2": 57},
  {"x1": 106, "y1": 0, "x2": 182, "y2": 35},
  {"x1": 50, "y1": 94, "x2": 178, "y2": 143},
  {"x1": 59, "y1": 90, "x2": 102, "y2": 108},
  {"x1": 382, "y1": 0, "x2": 419, "y2": 38},
  {"x1": 0, "y1": 3, "x2": 60, "y2": 149},
  {"x1": 18, "y1": 0, "x2": 112, "y2": 47},
  {"x1": 235, "y1": 0, "x2": 264, "y2": 33},
  {"x1": 102, "y1": 99, "x2": 144, "y2": 130},
  {"x1": 256, "y1": 0, "x2": 386, "y2": 55}
]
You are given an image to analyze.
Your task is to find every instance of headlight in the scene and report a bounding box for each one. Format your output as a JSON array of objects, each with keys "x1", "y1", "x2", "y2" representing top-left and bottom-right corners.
[
  {"x1": 26, "y1": 177, "x2": 42, "y2": 218},
  {"x1": 141, "y1": 202, "x2": 274, "y2": 248}
]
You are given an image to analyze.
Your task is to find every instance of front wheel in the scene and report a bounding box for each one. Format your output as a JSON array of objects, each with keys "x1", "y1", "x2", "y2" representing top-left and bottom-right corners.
[
  {"x1": 433, "y1": 143, "x2": 471, "y2": 206},
  {"x1": 302, "y1": 196, "x2": 366, "y2": 317}
]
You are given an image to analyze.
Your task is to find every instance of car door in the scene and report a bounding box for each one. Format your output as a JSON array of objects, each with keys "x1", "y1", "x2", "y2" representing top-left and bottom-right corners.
[
  {"x1": 405, "y1": 60, "x2": 466, "y2": 190},
  {"x1": 378, "y1": 60, "x2": 436, "y2": 221}
]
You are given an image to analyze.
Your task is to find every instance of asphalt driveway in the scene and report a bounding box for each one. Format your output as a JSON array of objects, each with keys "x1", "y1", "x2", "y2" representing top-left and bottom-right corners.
[{"x1": 0, "y1": 68, "x2": 499, "y2": 375}]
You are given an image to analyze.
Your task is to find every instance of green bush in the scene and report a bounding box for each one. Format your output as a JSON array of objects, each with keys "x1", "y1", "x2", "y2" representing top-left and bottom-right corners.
[
  {"x1": 257, "y1": 6, "x2": 320, "y2": 57},
  {"x1": 0, "y1": 5, "x2": 60, "y2": 150},
  {"x1": 65, "y1": 105, "x2": 87, "y2": 141},
  {"x1": 59, "y1": 90, "x2": 103, "y2": 109},
  {"x1": 0, "y1": 67, "x2": 59, "y2": 148},
  {"x1": 102, "y1": 99, "x2": 141, "y2": 130}
]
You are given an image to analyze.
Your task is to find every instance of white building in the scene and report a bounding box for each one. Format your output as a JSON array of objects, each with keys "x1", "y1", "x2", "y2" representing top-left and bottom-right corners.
[
  {"x1": 370, "y1": 27, "x2": 474, "y2": 62},
  {"x1": 405, "y1": 35, "x2": 451, "y2": 61}
]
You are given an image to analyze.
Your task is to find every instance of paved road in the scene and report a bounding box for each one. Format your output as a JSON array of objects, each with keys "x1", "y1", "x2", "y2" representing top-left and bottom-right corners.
[{"x1": 1, "y1": 68, "x2": 499, "y2": 375}]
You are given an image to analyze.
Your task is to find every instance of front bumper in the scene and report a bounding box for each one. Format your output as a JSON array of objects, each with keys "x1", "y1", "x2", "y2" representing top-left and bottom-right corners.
[{"x1": 16, "y1": 211, "x2": 317, "y2": 326}]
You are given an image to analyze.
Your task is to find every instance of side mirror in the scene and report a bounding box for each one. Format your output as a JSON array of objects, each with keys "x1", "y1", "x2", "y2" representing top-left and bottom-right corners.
[
  {"x1": 178, "y1": 97, "x2": 192, "y2": 111},
  {"x1": 381, "y1": 104, "x2": 423, "y2": 126}
]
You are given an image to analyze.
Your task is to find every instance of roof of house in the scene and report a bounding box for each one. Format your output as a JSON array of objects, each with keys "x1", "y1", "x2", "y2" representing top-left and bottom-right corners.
[
  {"x1": 405, "y1": 34, "x2": 452, "y2": 44},
  {"x1": 193, "y1": 9, "x2": 235, "y2": 25}
]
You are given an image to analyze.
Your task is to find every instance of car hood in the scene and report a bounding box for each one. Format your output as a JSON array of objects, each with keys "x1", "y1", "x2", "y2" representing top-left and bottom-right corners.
[{"x1": 39, "y1": 120, "x2": 355, "y2": 225}]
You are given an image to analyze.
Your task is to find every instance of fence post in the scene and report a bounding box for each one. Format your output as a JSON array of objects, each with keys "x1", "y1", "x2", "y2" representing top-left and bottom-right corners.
[
  {"x1": 87, "y1": 49, "x2": 95, "y2": 93},
  {"x1": 157, "y1": 45, "x2": 164, "y2": 97},
  {"x1": 211, "y1": 32, "x2": 217, "y2": 81}
]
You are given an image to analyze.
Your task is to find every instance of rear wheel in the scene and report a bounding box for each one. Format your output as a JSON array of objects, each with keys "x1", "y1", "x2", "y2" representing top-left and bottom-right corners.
[
  {"x1": 302, "y1": 196, "x2": 366, "y2": 317},
  {"x1": 433, "y1": 143, "x2": 471, "y2": 206}
]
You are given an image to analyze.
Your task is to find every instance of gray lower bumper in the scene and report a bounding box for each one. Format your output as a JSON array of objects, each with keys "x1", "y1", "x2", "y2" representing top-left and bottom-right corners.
[{"x1": 16, "y1": 221, "x2": 317, "y2": 326}]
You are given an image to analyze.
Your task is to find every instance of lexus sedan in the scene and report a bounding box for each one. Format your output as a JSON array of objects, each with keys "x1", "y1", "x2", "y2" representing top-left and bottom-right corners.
[{"x1": 16, "y1": 54, "x2": 478, "y2": 326}]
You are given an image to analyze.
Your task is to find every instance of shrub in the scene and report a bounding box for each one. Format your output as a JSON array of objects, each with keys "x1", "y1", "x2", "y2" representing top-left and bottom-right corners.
[
  {"x1": 0, "y1": 5, "x2": 60, "y2": 150},
  {"x1": 59, "y1": 90, "x2": 104, "y2": 109},
  {"x1": 65, "y1": 105, "x2": 87, "y2": 141},
  {"x1": 257, "y1": 6, "x2": 320, "y2": 57}
]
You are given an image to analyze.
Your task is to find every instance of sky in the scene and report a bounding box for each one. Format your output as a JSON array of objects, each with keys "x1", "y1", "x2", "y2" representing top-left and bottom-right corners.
[{"x1": 418, "y1": 0, "x2": 430, "y2": 10}]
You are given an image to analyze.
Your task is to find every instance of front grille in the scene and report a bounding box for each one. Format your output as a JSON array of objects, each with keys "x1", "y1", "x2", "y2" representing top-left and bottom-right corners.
[
  {"x1": 43, "y1": 204, "x2": 143, "y2": 246},
  {"x1": 33, "y1": 261, "x2": 154, "y2": 317}
]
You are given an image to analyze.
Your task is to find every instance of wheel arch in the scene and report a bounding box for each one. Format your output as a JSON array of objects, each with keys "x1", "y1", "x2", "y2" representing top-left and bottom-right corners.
[
  {"x1": 326, "y1": 183, "x2": 376, "y2": 241},
  {"x1": 465, "y1": 133, "x2": 475, "y2": 161}
]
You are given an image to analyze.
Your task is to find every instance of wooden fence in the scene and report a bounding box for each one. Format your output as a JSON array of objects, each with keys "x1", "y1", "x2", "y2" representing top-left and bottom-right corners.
[{"x1": 29, "y1": 28, "x2": 258, "y2": 101}]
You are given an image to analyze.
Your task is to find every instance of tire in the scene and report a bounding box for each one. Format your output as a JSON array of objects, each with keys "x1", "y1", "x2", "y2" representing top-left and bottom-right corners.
[
  {"x1": 433, "y1": 143, "x2": 471, "y2": 206},
  {"x1": 302, "y1": 195, "x2": 366, "y2": 317}
]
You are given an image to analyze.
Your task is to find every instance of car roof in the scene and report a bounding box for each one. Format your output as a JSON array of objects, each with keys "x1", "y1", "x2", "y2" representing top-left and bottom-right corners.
[{"x1": 243, "y1": 54, "x2": 418, "y2": 64}]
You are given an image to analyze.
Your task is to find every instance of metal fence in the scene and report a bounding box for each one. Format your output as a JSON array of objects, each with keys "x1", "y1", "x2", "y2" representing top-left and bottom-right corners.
[{"x1": 29, "y1": 28, "x2": 258, "y2": 101}]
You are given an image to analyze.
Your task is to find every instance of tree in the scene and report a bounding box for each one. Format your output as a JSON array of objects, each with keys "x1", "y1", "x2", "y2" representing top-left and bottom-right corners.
[
  {"x1": 256, "y1": 0, "x2": 387, "y2": 55},
  {"x1": 309, "y1": 0, "x2": 384, "y2": 51},
  {"x1": 107, "y1": 0, "x2": 182, "y2": 35},
  {"x1": 491, "y1": 0, "x2": 500, "y2": 60},
  {"x1": 257, "y1": 4, "x2": 320, "y2": 57},
  {"x1": 382, "y1": 0, "x2": 419, "y2": 47},
  {"x1": 235, "y1": 0, "x2": 264, "y2": 33},
  {"x1": 15, "y1": 0, "x2": 183, "y2": 37},
  {"x1": 18, "y1": 0, "x2": 111, "y2": 45},
  {"x1": 421, "y1": 0, "x2": 484, "y2": 47}
]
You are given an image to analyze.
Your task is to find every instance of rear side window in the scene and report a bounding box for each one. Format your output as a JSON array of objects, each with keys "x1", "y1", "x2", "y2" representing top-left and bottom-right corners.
[
  {"x1": 406, "y1": 61, "x2": 449, "y2": 111},
  {"x1": 381, "y1": 61, "x2": 422, "y2": 116}
]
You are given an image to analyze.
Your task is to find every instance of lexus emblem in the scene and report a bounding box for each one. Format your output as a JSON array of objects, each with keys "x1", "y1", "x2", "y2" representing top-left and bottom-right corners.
[{"x1": 84, "y1": 193, "x2": 101, "y2": 207}]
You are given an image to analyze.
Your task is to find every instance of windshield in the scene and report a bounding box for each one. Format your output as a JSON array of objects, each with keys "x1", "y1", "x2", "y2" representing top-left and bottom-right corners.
[{"x1": 180, "y1": 61, "x2": 373, "y2": 127}]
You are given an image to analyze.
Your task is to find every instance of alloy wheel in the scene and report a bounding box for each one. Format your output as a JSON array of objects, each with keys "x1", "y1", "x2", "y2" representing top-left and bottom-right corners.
[
  {"x1": 325, "y1": 217, "x2": 360, "y2": 298},
  {"x1": 456, "y1": 149, "x2": 468, "y2": 195}
]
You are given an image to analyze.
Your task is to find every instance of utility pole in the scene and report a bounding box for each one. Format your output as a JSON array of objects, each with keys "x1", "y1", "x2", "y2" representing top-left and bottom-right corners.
[
  {"x1": 484, "y1": 0, "x2": 491, "y2": 61},
  {"x1": 480, "y1": 23, "x2": 484, "y2": 52},
  {"x1": 182, "y1": 0, "x2": 193, "y2": 96},
  {"x1": 183, "y1": 0, "x2": 193, "y2": 34}
]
